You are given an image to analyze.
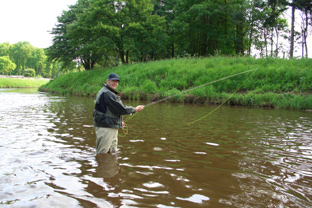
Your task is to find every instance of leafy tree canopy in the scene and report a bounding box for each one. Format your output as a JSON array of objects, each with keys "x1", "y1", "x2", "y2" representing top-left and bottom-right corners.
[
  {"x1": 47, "y1": 0, "x2": 311, "y2": 69},
  {"x1": 0, "y1": 56, "x2": 16, "y2": 75}
]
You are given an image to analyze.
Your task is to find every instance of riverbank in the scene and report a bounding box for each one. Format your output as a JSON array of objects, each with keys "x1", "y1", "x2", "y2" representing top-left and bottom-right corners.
[
  {"x1": 0, "y1": 76, "x2": 50, "y2": 88},
  {"x1": 39, "y1": 57, "x2": 312, "y2": 110}
]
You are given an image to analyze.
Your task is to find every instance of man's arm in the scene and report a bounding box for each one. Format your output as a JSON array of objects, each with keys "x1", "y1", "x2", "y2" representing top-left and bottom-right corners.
[{"x1": 105, "y1": 92, "x2": 136, "y2": 115}]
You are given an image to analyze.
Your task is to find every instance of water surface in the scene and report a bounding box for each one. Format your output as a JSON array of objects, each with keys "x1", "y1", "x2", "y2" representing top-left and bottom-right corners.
[{"x1": 0, "y1": 88, "x2": 311, "y2": 207}]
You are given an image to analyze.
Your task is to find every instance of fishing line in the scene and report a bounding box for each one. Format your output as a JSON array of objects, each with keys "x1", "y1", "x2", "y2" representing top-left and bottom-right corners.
[
  {"x1": 145, "y1": 68, "x2": 258, "y2": 107},
  {"x1": 119, "y1": 123, "x2": 129, "y2": 137},
  {"x1": 119, "y1": 68, "x2": 258, "y2": 136},
  {"x1": 187, "y1": 68, "x2": 258, "y2": 125}
]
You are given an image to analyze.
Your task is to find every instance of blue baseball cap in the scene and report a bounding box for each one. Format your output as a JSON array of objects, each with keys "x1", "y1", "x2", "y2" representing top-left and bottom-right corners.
[{"x1": 107, "y1": 73, "x2": 120, "y2": 82}]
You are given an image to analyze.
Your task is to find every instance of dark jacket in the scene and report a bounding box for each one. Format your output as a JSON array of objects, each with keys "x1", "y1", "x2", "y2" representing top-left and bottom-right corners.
[{"x1": 93, "y1": 84, "x2": 136, "y2": 128}]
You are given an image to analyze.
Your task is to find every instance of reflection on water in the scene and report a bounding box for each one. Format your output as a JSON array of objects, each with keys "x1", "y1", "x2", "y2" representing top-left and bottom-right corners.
[
  {"x1": 96, "y1": 154, "x2": 120, "y2": 178},
  {"x1": 0, "y1": 88, "x2": 311, "y2": 207}
]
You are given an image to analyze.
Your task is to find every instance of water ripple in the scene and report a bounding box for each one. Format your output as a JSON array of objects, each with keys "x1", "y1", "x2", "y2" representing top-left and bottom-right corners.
[{"x1": 1, "y1": 90, "x2": 312, "y2": 207}]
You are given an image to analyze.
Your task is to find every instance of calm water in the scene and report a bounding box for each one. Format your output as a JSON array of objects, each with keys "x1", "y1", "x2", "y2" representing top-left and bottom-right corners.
[{"x1": 0, "y1": 88, "x2": 311, "y2": 208}]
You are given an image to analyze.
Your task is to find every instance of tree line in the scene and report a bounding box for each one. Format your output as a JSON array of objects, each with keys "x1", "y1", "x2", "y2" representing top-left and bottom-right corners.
[
  {"x1": 47, "y1": 0, "x2": 311, "y2": 70},
  {"x1": 1, "y1": 0, "x2": 310, "y2": 76},
  {"x1": 0, "y1": 42, "x2": 77, "y2": 78}
]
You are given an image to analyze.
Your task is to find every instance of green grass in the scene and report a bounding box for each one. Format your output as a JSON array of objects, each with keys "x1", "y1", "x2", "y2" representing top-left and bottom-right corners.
[
  {"x1": 39, "y1": 57, "x2": 312, "y2": 110},
  {"x1": 0, "y1": 77, "x2": 50, "y2": 88}
]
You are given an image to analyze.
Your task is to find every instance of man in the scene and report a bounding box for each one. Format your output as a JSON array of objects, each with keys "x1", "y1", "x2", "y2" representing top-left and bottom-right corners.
[{"x1": 93, "y1": 73, "x2": 144, "y2": 155}]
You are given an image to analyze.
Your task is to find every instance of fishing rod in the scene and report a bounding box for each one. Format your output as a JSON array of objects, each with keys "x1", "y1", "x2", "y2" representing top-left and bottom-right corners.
[
  {"x1": 120, "y1": 68, "x2": 258, "y2": 136},
  {"x1": 144, "y1": 68, "x2": 258, "y2": 107}
]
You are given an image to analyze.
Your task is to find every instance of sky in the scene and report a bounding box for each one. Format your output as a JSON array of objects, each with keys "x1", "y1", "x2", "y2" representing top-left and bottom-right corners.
[
  {"x1": 0, "y1": 0, "x2": 310, "y2": 58},
  {"x1": 0, "y1": 0, "x2": 77, "y2": 48}
]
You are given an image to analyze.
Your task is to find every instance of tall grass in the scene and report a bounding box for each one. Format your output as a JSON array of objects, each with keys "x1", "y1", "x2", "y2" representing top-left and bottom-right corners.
[
  {"x1": 39, "y1": 57, "x2": 312, "y2": 110},
  {"x1": 0, "y1": 77, "x2": 50, "y2": 88}
]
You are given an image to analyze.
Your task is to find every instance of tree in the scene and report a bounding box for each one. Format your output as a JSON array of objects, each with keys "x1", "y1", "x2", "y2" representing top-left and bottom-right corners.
[
  {"x1": 50, "y1": 0, "x2": 168, "y2": 67},
  {"x1": 263, "y1": 0, "x2": 288, "y2": 57},
  {"x1": 46, "y1": 0, "x2": 311, "y2": 63},
  {"x1": 289, "y1": 0, "x2": 296, "y2": 58},
  {"x1": 168, "y1": 0, "x2": 248, "y2": 57},
  {"x1": 9, "y1": 42, "x2": 33, "y2": 75},
  {"x1": 32, "y1": 49, "x2": 46, "y2": 76},
  {"x1": 230, "y1": 0, "x2": 247, "y2": 55},
  {"x1": 47, "y1": 0, "x2": 94, "y2": 70},
  {"x1": 0, "y1": 41, "x2": 65, "y2": 78},
  {"x1": 124, "y1": 13, "x2": 168, "y2": 61},
  {"x1": 0, "y1": 42, "x2": 11, "y2": 56},
  {"x1": 76, "y1": 0, "x2": 166, "y2": 64},
  {"x1": 152, "y1": 0, "x2": 178, "y2": 58},
  {"x1": 0, "y1": 56, "x2": 16, "y2": 75},
  {"x1": 246, "y1": 0, "x2": 264, "y2": 56},
  {"x1": 245, "y1": 0, "x2": 289, "y2": 57},
  {"x1": 296, "y1": 0, "x2": 311, "y2": 57}
]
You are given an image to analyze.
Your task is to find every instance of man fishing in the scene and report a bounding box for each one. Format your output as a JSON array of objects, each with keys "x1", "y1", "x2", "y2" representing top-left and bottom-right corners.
[{"x1": 93, "y1": 73, "x2": 144, "y2": 155}]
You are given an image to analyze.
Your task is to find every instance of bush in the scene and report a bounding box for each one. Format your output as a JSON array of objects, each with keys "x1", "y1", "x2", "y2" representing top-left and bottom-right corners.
[{"x1": 24, "y1": 68, "x2": 36, "y2": 77}]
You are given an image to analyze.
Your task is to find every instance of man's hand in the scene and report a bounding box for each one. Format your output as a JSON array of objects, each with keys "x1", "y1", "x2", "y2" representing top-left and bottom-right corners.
[{"x1": 135, "y1": 105, "x2": 144, "y2": 112}]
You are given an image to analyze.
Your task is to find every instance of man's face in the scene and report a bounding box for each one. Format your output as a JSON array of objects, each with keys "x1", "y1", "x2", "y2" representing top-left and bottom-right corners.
[{"x1": 107, "y1": 79, "x2": 119, "y2": 90}]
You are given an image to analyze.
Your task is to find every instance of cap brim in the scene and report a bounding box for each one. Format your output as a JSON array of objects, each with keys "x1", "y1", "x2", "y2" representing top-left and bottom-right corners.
[{"x1": 109, "y1": 78, "x2": 120, "y2": 81}]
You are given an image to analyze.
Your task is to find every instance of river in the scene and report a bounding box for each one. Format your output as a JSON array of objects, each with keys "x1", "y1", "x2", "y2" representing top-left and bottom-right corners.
[{"x1": 0, "y1": 88, "x2": 311, "y2": 208}]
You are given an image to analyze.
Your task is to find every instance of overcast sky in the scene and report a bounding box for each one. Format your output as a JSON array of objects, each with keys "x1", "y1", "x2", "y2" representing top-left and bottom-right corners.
[
  {"x1": 0, "y1": 0, "x2": 77, "y2": 48},
  {"x1": 0, "y1": 0, "x2": 310, "y2": 58}
]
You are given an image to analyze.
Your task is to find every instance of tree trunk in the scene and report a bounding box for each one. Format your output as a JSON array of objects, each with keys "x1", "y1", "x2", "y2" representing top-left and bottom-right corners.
[
  {"x1": 275, "y1": 27, "x2": 279, "y2": 57},
  {"x1": 304, "y1": 9, "x2": 308, "y2": 58},
  {"x1": 82, "y1": 58, "x2": 90, "y2": 70},
  {"x1": 229, "y1": 0, "x2": 236, "y2": 54},
  {"x1": 119, "y1": 50, "x2": 125, "y2": 64},
  {"x1": 289, "y1": 3, "x2": 295, "y2": 58},
  {"x1": 126, "y1": 50, "x2": 129, "y2": 64},
  {"x1": 264, "y1": 29, "x2": 268, "y2": 57}
]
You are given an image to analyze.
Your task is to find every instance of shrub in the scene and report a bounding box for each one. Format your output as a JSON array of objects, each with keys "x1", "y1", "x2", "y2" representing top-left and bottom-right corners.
[{"x1": 24, "y1": 68, "x2": 36, "y2": 77}]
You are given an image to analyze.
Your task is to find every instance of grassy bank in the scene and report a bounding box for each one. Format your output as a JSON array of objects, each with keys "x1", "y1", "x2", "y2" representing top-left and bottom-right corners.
[
  {"x1": 0, "y1": 77, "x2": 50, "y2": 88},
  {"x1": 39, "y1": 57, "x2": 312, "y2": 110}
]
